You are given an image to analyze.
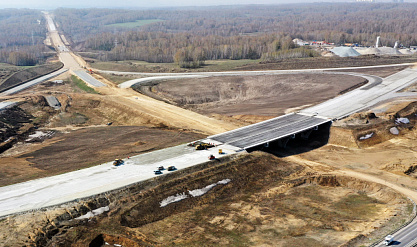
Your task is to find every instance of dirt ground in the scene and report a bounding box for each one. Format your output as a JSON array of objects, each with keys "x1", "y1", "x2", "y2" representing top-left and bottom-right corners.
[
  {"x1": 1, "y1": 50, "x2": 417, "y2": 246},
  {"x1": 0, "y1": 152, "x2": 411, "y2": 247},
  {"x1": 0, "y1": 126, "x2": 204, "y2": 187},
  {"x1": 134, "y1": 74, "x2": 365, "y2": 120}
]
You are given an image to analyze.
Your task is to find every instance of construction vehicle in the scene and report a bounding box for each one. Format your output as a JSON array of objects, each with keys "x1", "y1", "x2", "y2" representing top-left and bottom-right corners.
[
  {"x1": 113, "y1": 159, "x2": 124, "y2": 166},
  {"x1": 195, "y1": 143, "x2": 215, "y2": 150},
  {"x1": 384, "y1": 235, "x2": 394, "y2": 246},
  {"x1": 188, "y1": 141, "x2": 215, "y2": 150},
  {"x1": 167, "y1": 166, "x2": 176, "y2": 171}
]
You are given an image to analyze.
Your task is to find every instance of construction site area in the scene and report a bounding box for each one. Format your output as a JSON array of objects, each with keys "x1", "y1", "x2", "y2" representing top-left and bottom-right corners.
[{"x1": 2, "y1": 11, "x2": 417, "y2": 247}]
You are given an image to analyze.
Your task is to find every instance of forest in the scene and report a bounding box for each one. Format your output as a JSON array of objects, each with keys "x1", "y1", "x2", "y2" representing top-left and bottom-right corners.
[
  {"x1": 0, "y1": 9, "x2": 49, "y2": 66},
  {"x1": 53, "y1": 3, "x2": 417, "y2": 67}
]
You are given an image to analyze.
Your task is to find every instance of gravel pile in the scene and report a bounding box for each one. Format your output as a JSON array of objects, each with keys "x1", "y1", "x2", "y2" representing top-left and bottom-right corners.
[
  {"x1": 330, "y1": 47, "x2": 361, "y2": 57},
  {"x1": 378, "y1": 47, "x2": 402, "y2": 55}
]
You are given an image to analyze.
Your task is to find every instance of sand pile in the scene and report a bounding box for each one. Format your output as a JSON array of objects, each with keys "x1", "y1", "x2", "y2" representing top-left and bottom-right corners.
[{"x1": 330, "y1": 47, "x2": 361, "y2": 57}]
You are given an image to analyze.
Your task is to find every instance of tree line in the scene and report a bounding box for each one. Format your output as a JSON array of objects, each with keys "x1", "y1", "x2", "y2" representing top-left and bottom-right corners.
[
  {"x1": 53, "y1": 3, "x2": 417, "y2": 67},
  {"x1": 0, "y1": 9, "x2": 49, "y2": 66}
]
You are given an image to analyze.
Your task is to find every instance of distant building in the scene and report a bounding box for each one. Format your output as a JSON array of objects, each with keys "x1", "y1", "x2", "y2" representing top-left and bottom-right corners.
[{"x1": 292, "y1": 38, "x2": 309, "y2": 46}]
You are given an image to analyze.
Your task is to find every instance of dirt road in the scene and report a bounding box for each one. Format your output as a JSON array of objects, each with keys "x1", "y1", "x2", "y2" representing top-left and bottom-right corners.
[{"x1": 44, "y1": 12, "x2": 239, "y2": 135}]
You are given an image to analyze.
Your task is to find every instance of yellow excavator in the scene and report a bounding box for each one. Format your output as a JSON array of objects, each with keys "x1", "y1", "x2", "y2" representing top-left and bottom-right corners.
[{"x1": 195, "y1": 143, "x2": 215, "y2": 150}]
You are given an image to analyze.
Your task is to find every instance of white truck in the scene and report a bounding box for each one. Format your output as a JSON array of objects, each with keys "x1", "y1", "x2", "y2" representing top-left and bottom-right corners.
[{"x1": 384, "y1": 235, "x2": 394, "y2": 246}]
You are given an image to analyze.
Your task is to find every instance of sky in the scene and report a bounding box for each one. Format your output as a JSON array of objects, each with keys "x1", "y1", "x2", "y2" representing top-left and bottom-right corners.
[{"x1": 0, "y1": 0, "x2": 316, "y2": 9}]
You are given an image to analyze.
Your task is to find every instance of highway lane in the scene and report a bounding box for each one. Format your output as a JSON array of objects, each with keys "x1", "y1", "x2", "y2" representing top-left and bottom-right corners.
[
  {"x1": 0, "y1": 143, "x2": 241, "y2": 218},
  {"x1": 73, "y1": 70, "x2": 107, "y2": 87},
  {"x1": 118, "y1": 70, "x2": 381, "y2": 89},
  {"x1": 43, "y1": 12, "x2": 106, "y2": 88},
  {"x1": 0, "y1": 68, "x2": 68, "y2": 96},
  {"x1": 301, "y1": 68, "x2": 417, "y2": 119}
]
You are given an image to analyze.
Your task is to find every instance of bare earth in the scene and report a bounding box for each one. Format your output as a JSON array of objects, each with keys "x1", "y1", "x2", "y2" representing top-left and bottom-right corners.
[{"x1": 135, "y1": 73, "x2": 365, "y2": 119}]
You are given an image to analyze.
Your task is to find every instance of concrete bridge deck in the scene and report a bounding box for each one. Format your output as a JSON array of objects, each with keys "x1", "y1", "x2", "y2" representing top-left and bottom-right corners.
[{"x1": 208, "y1": 113, "x2": 330, "y2": 149}]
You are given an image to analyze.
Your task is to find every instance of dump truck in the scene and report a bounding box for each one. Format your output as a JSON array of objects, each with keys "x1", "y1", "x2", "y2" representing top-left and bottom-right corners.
[{"x1": 384, "y1": 235, "x2": 394, "y2": 246}]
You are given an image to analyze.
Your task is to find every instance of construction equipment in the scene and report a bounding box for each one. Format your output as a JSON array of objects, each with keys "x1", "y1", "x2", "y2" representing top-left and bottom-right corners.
[
  {"x1": 189, "y1": 141, "x2": 215, "y2": 150},
  {"x1": 195, "y1": 143, "x2": 215, "y2": 150},
  {"x1": 113, "y1": 159, "x2": 124, "y2": 166}
]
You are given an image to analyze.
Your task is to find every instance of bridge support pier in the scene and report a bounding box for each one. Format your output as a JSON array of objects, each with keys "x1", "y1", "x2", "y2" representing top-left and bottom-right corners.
[
  {"x1": 300, "y1": 128, "x2": 315, "y2": 140},
  {"x1": 276, "y1": 136, "x2": 291, "y2": 148}
]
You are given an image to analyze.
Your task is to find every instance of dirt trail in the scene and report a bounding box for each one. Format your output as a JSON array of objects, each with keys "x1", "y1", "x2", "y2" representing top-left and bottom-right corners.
[
  {"x1": 336, "y1": 170, "x2": 417, "y2": 202},
  {"x1": 285, "y1": 156, "x2": 417, "y2": 203},
  {"x1": 99, "y1": 86, "x2": 239, "y2": 135}
]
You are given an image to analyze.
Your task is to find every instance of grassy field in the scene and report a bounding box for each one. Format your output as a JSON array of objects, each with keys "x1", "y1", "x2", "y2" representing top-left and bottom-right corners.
[
  {"x1": 106, "y1": 19, "x2": 164, "y2": 28},
  {"x1": 71, "y1": 75, "x2": 98, "y2": 94}
]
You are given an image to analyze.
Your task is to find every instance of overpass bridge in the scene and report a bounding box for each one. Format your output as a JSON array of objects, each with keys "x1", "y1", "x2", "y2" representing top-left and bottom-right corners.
[
  {"x1": 208, "y1": 113, "x2": 331, "y2": 150},
  {"x1": 206, "y1": 68, "x2": 417, "y2": 151}
]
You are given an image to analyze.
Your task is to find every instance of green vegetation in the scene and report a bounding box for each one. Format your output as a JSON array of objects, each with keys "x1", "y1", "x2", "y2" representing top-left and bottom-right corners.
[
  {"x1": 71, "y1": 75, "x2": 98, "y2": 94},
  {"x1": 333, "y1": 193, "x2": 380, "y2": 218},
  {"x1": 106, "y1": 19, "x2": 164, "y2": 28},
  {"x1": 55, "y1": 4, "x2": 417, "y2": 67},
  {"x1": 0, "y1": 9, "x2": 49, "y2": 66}
]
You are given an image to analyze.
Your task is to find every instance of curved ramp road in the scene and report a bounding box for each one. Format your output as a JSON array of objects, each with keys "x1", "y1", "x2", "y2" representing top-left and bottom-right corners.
[{"x1": 0, "y1": 68, "x2": 68, "y2": 96}]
